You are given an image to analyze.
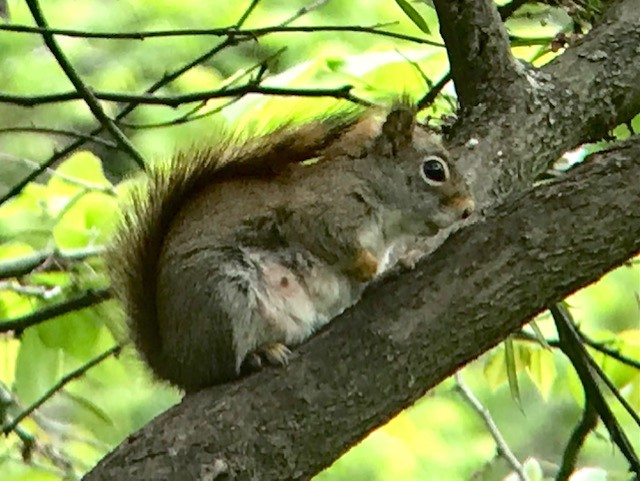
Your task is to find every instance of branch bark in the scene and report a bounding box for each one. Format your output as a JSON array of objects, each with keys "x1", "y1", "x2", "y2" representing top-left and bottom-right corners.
[
  {"x1": 433, "y1": 0, "x2": 522, "y2": 109},
  {"x1": 444, "y1": 0, "x2": 640, "y2": 206},
  {"x1": 85, "y1": 137, "x2": 640, "y2": 481},
  {"x1": 84, "y1": 2, "x2": 640, "y2": 479}
]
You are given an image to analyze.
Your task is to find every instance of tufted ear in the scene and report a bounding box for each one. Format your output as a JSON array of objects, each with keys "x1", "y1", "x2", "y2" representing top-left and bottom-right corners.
[{"x1": 380, "y1": 101, "x2": 417, "y2": 155}]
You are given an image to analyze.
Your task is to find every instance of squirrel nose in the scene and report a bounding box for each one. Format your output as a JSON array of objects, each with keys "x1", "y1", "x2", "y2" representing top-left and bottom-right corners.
[{"x1": 455, "y1": 197, "x2": 475, "y2": 220}]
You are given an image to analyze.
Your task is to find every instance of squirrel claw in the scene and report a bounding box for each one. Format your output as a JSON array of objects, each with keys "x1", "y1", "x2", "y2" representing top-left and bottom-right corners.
[
  {"x1": 242, "y1": 342, "x2": 292, "y2": 374},
  {"x1": 258, "y1": 342, "x2": 292, "y2": 366}
]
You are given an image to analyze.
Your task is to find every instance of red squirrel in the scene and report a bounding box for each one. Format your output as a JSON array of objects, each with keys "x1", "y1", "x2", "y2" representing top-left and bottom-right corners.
[{"x1": 108, "y1": 100, "x2": 475, "y2": 391}]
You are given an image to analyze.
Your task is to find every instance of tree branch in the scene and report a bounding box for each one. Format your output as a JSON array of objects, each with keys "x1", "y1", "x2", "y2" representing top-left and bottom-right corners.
[
  {"x1": 455, "y1": 373, "x2": 528, "y2": 481},
  {"x1": 0, "y1": 84, "x2": 362, "y2": 108},
  {"x1": 84, "y1": 137, "x2": 640, "y2": 481},
  {"x1": 0, "y1": 245, "x2": 106, "y2": 280},
  {"x1": 447, "y1": 0, "x2": 640, "y2": 207},
  {"x1": 24, "y1": 0, "x2": 146, "y2": 169},
  {"x1": 0, "y1": 0, "x2": 335, "y2": 207},
  {"x1": 0, "y1": 287, "x2": 112, "y2": 334},
  {"x1": 433, "y1": 0, "x2": 522, "y2": 109},
  {"x1": 551, "y1": 303, "x2": 640, "y2": 474},
  {"x1": 2, "y1": 345, "x2": 121, "y2": 436},
  {"x1": 555, "y1": 401, "x2": 598, "y2": 481},
  {"x1": 0, "y1": 127, "x2": 120, "y2": 149},
  {"x1": 0, "y1": 22, "x2": 440, "y2": 46}
]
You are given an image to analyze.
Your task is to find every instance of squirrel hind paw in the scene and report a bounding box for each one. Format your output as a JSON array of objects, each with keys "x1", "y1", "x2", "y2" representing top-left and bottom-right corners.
[{"x1": 241, "y1": 342, "x2": 292, "y2": 375}]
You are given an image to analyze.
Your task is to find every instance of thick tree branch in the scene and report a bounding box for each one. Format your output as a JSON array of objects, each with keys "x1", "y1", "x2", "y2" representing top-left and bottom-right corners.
[
  {"x1": 433, "y1": 0, "x2": 522, "y2": 108},
  {"x1": 447, "y1": 0, "x2": 640, "y2": 207},
  {"x1": 84, "y1": 138, "x2": 640, "y2": 481}
]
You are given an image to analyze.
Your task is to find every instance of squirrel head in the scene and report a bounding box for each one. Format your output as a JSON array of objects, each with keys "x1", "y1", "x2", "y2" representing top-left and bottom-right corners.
[{"x1": 361, "y1": 101, "x2": 475, "y2": 236}]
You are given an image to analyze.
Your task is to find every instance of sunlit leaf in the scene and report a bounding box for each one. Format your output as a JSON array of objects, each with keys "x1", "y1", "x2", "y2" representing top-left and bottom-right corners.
[
  {"x1": 14, "y1": 329, "x2": 62, "y2": 406},
  {"x1": 395, "y1": 0, "x2": 431, "y2": 34},
  {"x1": 37, "y1": 308, "x2": 102, "y2": 358},
  {"x1": 523, "y1": 457, "x2": 544, "y2": 481},
  {"x1": 526, "y1": 348, "x2": 557, "y2": 400},
  {"x1": 484, "y1": 348, "x2": 508, "y2": 390},
  {"x1": 505, "y1": 337, "x2": 523, "y2": 407},
  {"x1": 64, "y1": 390, "x2": 115, "y2": 427},
  {"x1": 53, "y1": 192, "x2": 120, "y2": 249},
  {"x1": 529, "y1": 320, "x2": 552, "y2": 349}
]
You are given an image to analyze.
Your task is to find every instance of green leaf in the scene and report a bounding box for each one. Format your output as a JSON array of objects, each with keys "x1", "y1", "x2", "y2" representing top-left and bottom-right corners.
[
  {"x1": 395, "y1": 0, "x2": 431, "y2": 34},
  {"x1": 64, "y1": 390, "x2": 115, "y2": 427},
  {"x1": 526, "y1": 347, "x2": 557, "y2": 400},
  {"x1": 484, "y1": 348, "x2": 508, "y2": 390},
  {"x1": 0, "y1": 242, "x2": 35, "y2": 261},
  {"x1": 505, "y1": 337, "x2": 523, "y2": 408},
  {"x1": 53, "y1": 192, "x2": 119, "y2": 249},
  {"x1": 14, "y1": 328, "x2": 62, "y2": 405},
  {"x1": 523, "y1": 458, "x2": 544, "y2": 481},
  {"x1": 49, "y1": 151, "x2": 112, "y2": 188},
  {"x1": 596, "y1": 329, "x2": 640, "y2": 389},
  {"x1": 0, "y1": 184, "x2": 54, "y2": 248},
  {"x1": 529, "y1": 319, "x2": 552, "y2": 349},
  {"x1": 37, "y1": 307, "x2": 102, "y2": 358}
]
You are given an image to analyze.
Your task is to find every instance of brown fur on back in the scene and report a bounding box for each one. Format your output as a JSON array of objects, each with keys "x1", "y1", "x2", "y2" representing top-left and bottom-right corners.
[{"x1": 107, "y1": 108, "x2": 364, "y2": 381}]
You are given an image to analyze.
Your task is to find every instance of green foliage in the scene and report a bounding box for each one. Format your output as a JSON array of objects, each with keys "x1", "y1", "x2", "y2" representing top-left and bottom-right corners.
[{"x1": 0, "y1": 1, "x2": 638, "y2": 480}]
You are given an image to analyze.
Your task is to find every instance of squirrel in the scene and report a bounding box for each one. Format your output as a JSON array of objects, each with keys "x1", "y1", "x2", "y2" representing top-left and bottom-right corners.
[{"x1": 107, "y1": 99, "x2": 475, "y2": 392}]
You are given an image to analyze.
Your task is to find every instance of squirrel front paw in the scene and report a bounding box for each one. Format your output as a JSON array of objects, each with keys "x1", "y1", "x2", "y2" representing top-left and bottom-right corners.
[
  {"x1": 350, "y1": 249, "x2": 379, "y2": 282},
  {"x1": 242, "y1": 342, "x2": 292, "y2": 373}
]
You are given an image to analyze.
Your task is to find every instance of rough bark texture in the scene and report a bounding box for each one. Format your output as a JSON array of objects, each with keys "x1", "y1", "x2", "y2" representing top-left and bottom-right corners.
[
  {"x1": 85, "y1": 1, "x2": 640, "y2": 480},
  {"x1": 433, "y1": 0, "x2": 522, "y2": 109},
  {"x1": 86, "y1": 139, "x2": 640, "y2": 481}
]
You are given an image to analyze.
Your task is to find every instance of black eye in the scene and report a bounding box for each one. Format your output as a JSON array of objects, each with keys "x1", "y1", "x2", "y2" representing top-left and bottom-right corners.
[{"x1": 420, "y1": 156, "x2": 449, "y2": 186}]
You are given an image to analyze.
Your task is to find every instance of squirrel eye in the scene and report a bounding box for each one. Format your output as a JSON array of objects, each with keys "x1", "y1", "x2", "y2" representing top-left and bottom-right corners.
[{"x1": 420, "y1": 156, "x2": 449, "y2": 186}]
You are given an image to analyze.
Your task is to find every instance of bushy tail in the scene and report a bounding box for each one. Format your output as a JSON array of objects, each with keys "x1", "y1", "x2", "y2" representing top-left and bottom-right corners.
[{"x1": 106, "y1": 109, "x2": 364, "y2": 382}]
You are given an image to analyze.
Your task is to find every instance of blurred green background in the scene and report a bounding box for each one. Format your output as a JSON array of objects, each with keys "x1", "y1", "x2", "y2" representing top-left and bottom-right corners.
[{"x1": 0, "y1": 1, "x2": 638, "y2": 480}]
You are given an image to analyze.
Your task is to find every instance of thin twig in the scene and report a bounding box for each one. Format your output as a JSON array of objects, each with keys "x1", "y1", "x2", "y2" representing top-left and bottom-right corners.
[
  {"x1": 550, "y1": 303, "x2": 640, "y2": 475},
  {"x1": 0, "y1": 23, "x2": 441, "y2": 46},
  {"x1": 24, "y1": 0, "x2": 146, "y2": 169},
  {"x1": 0, "y1": 0, "x2": 328, "y2": 206},
  {"x1": 579, "y1": 336, "x2": 640, "y2": 430},
  {"x1": 0, "y1": 84, "x2": 362, "y2": 107},
  {"x1": 0, "y1": 245, "x2": 106, "y2": 280},
  {"x1": 517, "y1": 325, "x2": 640, "y2": 431},
  {"x1": 118, "y1": 47, "x2": 284, "y2": 130},
  {"x1": 498, "y1": 0, "x2": 531, "y2": 20},
  {"x1": 578, "y1": 329, "x2": 640, "y2": 371},
  {"x1": 417, "y1": 72, "x2": 451, "y2": 110},
  {"x1": 454, "y1": 373, "x2": 529, "y2": 481},
  {"x1": 0, "y1": 287, "x2": 112, "y2": 334},
  {"x1": 0, "y1": 281, "x2": 62, "y2": 300},
  {"x1": 0, "y1": 126, "x2": 120, "y2": 149},
  {"x1": 2, "y1": 345, "x2": 121, "y2": 436},
  {"x1": 515, "y1": 330, "x2": 640, "y2": 372}
]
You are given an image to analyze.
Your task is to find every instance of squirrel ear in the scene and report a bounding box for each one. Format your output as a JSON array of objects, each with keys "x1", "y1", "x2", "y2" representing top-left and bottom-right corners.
[{"x1": 380, "y1": 102, "x2": 416, "y2": 154}]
